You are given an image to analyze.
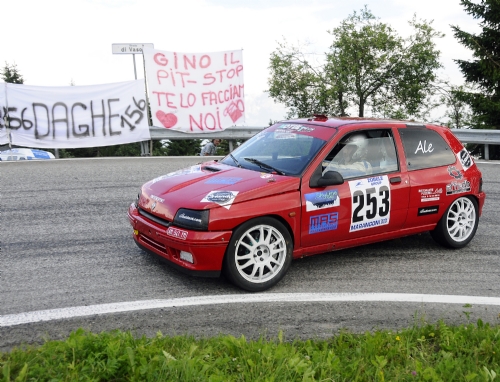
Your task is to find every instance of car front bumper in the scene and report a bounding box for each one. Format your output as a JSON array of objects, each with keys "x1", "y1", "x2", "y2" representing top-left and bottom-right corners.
[{"x1": 127, "y1": 203, "x2": 232, "y2": 277}]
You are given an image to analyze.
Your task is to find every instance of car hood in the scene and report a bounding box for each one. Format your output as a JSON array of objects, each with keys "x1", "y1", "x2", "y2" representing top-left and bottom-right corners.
[{"x1": 139, "y1": 161, "x2": 301, "y2": 220}]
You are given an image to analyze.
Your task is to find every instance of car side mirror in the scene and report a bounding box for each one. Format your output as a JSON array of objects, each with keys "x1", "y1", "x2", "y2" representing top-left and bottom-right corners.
[{"x1": 309, "y1": 168, "x2": 344, "y2": 188}]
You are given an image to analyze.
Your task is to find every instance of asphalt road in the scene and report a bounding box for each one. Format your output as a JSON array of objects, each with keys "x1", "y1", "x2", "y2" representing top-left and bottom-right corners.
[{"x1": 0, "y1": 158, "x2": 499, "y2": 351}]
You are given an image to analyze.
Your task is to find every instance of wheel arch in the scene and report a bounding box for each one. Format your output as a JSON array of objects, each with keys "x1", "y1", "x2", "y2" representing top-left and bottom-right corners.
[
  {"x1": 221, "y1": 214, "x2": 295, "y2": 291},
  {"x1": 224, "y1": 213, "x2": 296, "y2": 254}
]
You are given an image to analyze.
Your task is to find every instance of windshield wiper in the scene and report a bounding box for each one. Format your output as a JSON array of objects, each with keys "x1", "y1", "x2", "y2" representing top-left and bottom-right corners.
[
  {"x1": 229, "y1": 153, "x2": 241, "y2": 167},
  {"x1": 243, "y1": 157, "x2": 285, "y2": 175}
]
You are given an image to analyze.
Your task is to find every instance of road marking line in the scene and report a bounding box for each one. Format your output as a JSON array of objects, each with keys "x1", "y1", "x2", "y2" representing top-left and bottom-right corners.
[{"x1": 2, "y1": 293, "x2": 500, "y2": 327}]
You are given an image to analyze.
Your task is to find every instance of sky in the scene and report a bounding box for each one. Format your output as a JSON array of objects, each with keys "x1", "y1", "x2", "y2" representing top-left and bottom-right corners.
[{"x1": 2, "y1": 0, "x2": 480, "y2": 127}]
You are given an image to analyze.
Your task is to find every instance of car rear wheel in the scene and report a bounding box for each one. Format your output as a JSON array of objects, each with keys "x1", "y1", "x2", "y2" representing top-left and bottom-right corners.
[
  {"x1": 430, "y1": 196, "x2": 478, "y2": 248},
  {"x1": 223, "y1": 217, "x2": 293, "y2": 292}
]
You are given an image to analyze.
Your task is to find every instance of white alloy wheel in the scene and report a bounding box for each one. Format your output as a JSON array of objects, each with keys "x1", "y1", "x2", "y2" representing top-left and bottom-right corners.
[
  {"x1": 235, "y1": 224, "x2": 287, "y2": 283},
  {"x1": 431, "y1": 196, "x2": 479, "y2": 249},
  {"x1": 224, "y1": 217, "x2": 293, "y2": 292},
  {"x1": 445, "y1": 197, "x2": 476, "y2": 242}
]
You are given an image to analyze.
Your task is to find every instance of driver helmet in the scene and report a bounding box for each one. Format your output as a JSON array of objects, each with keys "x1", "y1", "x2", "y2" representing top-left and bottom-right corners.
[{"x1": 341, "y1": 134, "x2": 368, "y2": 160}]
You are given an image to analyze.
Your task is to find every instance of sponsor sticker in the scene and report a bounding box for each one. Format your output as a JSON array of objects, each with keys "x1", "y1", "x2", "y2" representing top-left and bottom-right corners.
[
  {"x1": 151, "y1": 165, "x2": 203, "y2": 184},
  {"x1": 309, "y1": 212, "x2": 338, "y2": 234},
  {"x1": 348, "y1": 176, "x2": 391, "y2": 232},
  {"x1": 201, "y1": 191, "x2": 239, "y2": 209},
  {"x1": 457, "y1": 148, "x2": 473, "y2": 171},
  {"x1": 178, "y1": 213, "x2": 202, "y2": 223},
  {"x1": 150, "y1": 194, "x2": 164, "y2": 203},
  {"x1": 205, "y1": 177, "x2": 242, "y2": 185},
  {"x1": 446, "y1": 180, "x2": 471, "y2": 195},
  {"x1": 277, "y1": 124, "x2": 315, "y2": 132},
  {"x1": 274, "y1": 131, "x2": 297, "y2": 140},
  {"x1": 418, "y1": 187, "x2": 443, "y2": 202},
  {"x1": 448, "y1": 165, "x2": 463, "y2": 179},
  {"x1": 418, "y1": 206, "x2": 439, "y2": 216},
  {"x1": 305, "y1": 190, "x2": 340, "y2": 211},
  {"x1": 260, "y1": 173, "x2": 273, "y2": 179},
  {"x1": 167, "y1": 227, "x2": 188, "y2": 240}
]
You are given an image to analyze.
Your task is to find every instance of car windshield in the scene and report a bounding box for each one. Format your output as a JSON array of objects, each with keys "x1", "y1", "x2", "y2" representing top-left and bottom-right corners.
[{"x1": 220, "y1": 128, "x2": 327, "y2": 176}]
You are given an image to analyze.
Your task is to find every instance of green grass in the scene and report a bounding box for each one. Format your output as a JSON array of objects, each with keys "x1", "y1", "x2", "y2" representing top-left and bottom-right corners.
[{"x1": 1, "y1": 320, "x2": 499, "y2": 381}]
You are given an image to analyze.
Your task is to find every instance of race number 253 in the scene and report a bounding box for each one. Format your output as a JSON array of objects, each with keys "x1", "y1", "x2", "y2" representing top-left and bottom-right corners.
[{"x1": 349, "y1": 176, "x2": 391, "y2": 232}]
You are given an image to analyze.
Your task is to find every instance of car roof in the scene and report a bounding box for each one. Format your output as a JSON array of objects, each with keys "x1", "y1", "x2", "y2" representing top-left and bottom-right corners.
[{"x1": 281, "y1": 115, "x2": 429, "y2": 129}]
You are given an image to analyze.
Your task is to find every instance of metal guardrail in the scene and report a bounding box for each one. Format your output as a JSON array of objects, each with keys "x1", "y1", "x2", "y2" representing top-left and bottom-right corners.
[
  {"x1": 450, "y1": 128, "x2": 500, "y2": 144},
  {"x1": 149, "y1": 126, "x2": 265, "y2": 140},
  {"x1": 450, "y1": 129, "x2": 500, "y2": 160},
  {"x1": 141, "y1": 126, "x2": 500, "y2": 159},
  {"x1": 141, "y1": 126, "x2": 265, "y2": 155}
]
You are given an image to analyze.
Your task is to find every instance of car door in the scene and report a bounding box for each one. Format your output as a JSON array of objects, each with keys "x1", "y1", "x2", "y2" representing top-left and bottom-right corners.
[
  {"x1": 398, "y1": 126, "x2": 459, "y2": 228},
  {"x1": 300, "y1": 127, "x2": 410, "y2": 248}
]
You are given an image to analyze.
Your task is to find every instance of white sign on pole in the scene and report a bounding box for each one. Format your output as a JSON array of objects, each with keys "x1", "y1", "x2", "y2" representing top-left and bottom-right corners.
[{"x1": 112, "y1": 43, "x2": 154, "y2": 54}]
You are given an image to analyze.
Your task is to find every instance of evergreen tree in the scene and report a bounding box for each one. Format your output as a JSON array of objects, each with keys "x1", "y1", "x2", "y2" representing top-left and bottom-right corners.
[
  {"x1": 452, "y1": 0, "x2": 500, "y2": 130},
  {"x1": 2, "y1": 62, "x2": 24, "y2": 84},
  {"x1": 218, "y1": 139, "x2": 244, "y2": 155},
  {"x1": 60, "y1": 141, "x2": 168, "y2": 158},
  {"x1": 166, "y1": 139, "x2": 202, "y2": 156}
]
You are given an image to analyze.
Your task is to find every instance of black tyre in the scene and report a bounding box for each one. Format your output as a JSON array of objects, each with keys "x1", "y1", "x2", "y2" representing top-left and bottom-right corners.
[
  {"x1": 223, "y1": 217, "x2": 293, "y2": 292},
  {"x1": 430, "y1": 196, "x2": 479, "y2": 248}
]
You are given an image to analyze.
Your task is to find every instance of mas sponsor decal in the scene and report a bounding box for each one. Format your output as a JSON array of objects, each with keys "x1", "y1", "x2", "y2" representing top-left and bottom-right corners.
[
  {"x1": 305, "y1": 190, "x2": 340, "y2": 211},
  {"x1": 446, "y1": 180, "x2": 471, "y2": 195},
  {"x1": 418, "y1": 187, "x2": 443, "y2": 202},
  {"x1": 418, "y1": 206, "x2": 439, "y2": 216},
  {"x1": 309, "y1": 212, "x2": 338, "y2": 234},
  {"x1": 166, "y1": 227, "x2": 188, "y2": 240},
  {"x1": 447, "y1": 165, "x2": 463, "y2": 179},
  {"x1": 201, "y1": 190, "x2": 239, "y2": 209},
  {"x1": 348, "y1": 176, "x2": 391, "y2": 232},
  {"x1": 205, "y1": 177, "x2": 242, "y2": 185},
  {"x1": 457, "y1": 148, "x2": 473, "y2": 171}
]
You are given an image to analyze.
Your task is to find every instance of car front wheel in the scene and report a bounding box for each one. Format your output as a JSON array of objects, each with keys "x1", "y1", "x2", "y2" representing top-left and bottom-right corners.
[
  {"x1": 223, "y1": 217, "x2": 293, "y2": 292},
  {"x1": 431, "y1": 196, "x2": 479, "y2": 248}
]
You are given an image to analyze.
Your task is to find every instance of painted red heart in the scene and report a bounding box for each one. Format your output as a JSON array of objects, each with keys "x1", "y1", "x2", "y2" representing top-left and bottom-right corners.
[{"x1": 156, "y1": 111, "x2": 178, "y2": 128}]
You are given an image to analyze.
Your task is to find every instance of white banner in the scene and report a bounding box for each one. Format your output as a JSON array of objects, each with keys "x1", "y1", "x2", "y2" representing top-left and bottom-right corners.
[
  {"x1": 0, "y1": 80, "x2": 151, "y2": 149},
  {"x1": 0, "y1": 83, "x2": 8, "y2": 145},
  {"x1": 144, "y1": 48, "x2": 245, "y2": 133}
]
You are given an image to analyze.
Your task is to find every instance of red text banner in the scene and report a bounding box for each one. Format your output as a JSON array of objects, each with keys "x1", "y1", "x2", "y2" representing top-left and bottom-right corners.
[{"x1": 144, "y1": 48, "x2": 245, "y2": 133}]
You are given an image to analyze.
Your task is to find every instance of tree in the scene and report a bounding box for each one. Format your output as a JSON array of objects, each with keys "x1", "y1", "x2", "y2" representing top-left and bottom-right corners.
[
  {"x1": 2, "y1": 62, "x2": 24, "y2": 84},
  {"x1": 433, "y1": 82, "x2": 475, "y2": 128},
  {"x1": 452, "y1": 0, "x2": 500, "y2": 130},
  {"x1": 268, "y1": 7, "x2": 444, "y2": 120},
  {"x1": 166, "y1": 139, "x2": 202, "y2": 156}
]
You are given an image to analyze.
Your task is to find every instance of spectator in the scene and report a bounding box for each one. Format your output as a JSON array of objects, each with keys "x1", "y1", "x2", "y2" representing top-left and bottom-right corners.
[{"x1": 200, "y1": 139, "x2": 221, "y2": 156}]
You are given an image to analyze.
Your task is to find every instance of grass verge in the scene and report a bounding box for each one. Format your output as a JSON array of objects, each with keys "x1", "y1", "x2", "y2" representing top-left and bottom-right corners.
[{"x1": 1, "y1": 319, "x2": 499, "y2": 381}]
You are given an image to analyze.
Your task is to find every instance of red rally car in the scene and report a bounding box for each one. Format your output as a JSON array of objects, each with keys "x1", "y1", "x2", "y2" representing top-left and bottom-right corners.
[{"x1": 128, "y1": 117, "x2": 486, "y2": 292}]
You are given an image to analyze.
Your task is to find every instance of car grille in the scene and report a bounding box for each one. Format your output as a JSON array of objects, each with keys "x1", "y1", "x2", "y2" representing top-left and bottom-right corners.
[
  {"x1": 138, "y1": 207, "x2": 172, "y2": 227},
  {"x1": 138, "y1": 233, "x2": 168, "y2": 255}
]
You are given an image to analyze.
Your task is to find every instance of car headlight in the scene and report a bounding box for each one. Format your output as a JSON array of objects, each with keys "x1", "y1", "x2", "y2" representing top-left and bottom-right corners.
[{"x1": 173, "y1": 208, "x2": 209, "y2": 231}]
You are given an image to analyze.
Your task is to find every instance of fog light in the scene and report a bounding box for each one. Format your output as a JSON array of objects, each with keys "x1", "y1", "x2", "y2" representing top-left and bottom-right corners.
[
  {"x1": 180, "y1": 251, "x2": 194, "y2": 263},
  {"x1": 133, "y1": 230, "x2": 139, "y2": 236}
]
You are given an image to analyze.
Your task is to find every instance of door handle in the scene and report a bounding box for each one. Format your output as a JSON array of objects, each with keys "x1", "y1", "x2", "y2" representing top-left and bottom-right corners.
[{"x1": 390, "y1": 176, "x2": 401, "y2": 184}]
